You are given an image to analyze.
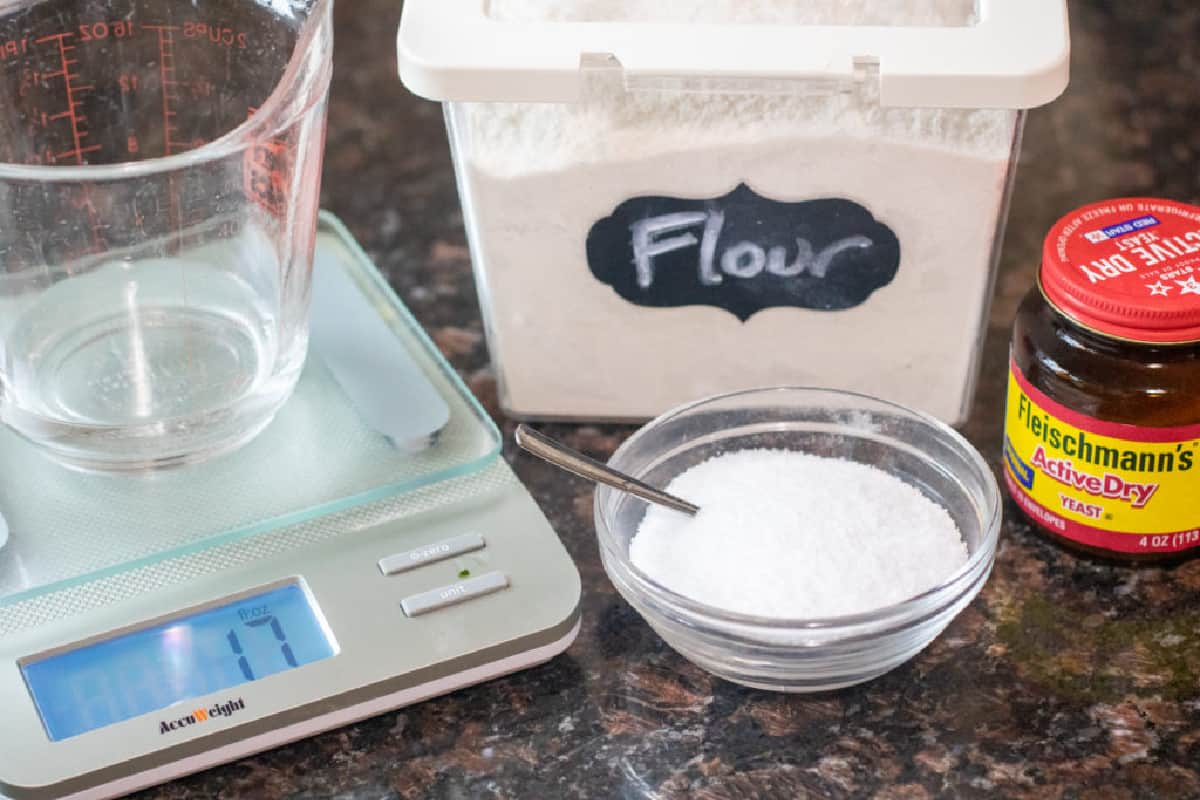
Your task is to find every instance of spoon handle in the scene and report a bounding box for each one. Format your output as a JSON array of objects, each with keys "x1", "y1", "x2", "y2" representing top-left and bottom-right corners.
[{"x1": 514, "y1": 425, "x2": 699, "y2": 516}]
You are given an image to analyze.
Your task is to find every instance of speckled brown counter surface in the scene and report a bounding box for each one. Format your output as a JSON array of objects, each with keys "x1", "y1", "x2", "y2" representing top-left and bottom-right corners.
[{"x1": 136, "y1": 2, "x2": 1200, "y2": 798}]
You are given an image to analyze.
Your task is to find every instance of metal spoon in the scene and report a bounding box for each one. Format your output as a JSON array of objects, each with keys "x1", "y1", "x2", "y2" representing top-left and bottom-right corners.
[{"x1": 514, "y1": 424, "x2": 699, "y2": 516}]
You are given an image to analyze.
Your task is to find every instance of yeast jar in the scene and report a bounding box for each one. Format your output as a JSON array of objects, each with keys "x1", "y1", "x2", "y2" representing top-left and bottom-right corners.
[{"x1": 1005, "y1": 198, "x2": 1200, "y2": 561}]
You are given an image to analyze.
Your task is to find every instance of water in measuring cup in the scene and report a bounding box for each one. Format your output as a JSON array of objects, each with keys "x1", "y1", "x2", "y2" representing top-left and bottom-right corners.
[
  {"x1": 0, "y1": 0, "x2": 330, "y2": 469},
  {"x1": 2, "y1": 226, "x2": 306, "y2": 455}
]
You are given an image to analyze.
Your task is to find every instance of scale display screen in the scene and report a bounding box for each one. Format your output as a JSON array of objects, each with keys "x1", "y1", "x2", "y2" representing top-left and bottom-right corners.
[{"x1": 21, "y1": 582, "x2": 336, "y2": 742}]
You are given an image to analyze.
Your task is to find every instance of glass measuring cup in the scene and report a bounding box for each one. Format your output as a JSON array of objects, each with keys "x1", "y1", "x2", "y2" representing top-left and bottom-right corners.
[{"x1": 0, "y1": 0, "x2": 332, "y2": 471}]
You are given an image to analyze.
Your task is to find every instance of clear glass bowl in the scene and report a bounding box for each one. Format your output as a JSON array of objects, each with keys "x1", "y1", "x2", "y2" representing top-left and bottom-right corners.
[{"x1": 593, "y1": 387, "x2": 1002, "y2": 692}]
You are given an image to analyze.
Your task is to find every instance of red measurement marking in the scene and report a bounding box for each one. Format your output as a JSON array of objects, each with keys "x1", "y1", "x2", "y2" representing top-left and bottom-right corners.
[
  {"x1": 244, "y1": 105, "x2": 293, "y2": 221},
  {"x1": 144, "y1": 25, "x2": 180, "y2": 156},
  {"x1": 36, "y1": 32, "x2": 92, "y2": 165},
  {"x1": 56, "y1": 145, "x2": 101, "y2": 160},
  {"x1": 144, "y1": 24, "x2": 185, "y2": 252},
  {"x1": 67, "y1": 185, "x2": 106, "y2": 254}
]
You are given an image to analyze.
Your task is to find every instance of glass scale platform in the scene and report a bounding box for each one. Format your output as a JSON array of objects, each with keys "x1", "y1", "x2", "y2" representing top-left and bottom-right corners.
[
  {"x1": 0, "y1": 214, "x2": 499, "y2": 625},
  {"x1": 0, "y1": 214, "x2": 580, "y2": 800}
]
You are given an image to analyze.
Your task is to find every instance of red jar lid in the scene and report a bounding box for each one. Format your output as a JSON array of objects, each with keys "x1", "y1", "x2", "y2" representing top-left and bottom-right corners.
[{"x1": 1041, "y1": 198, "x2": 1200, "y2": 343}]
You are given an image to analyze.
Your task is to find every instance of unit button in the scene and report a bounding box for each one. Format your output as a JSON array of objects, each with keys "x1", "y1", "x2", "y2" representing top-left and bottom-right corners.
[
  {"x1": 378, "y1": 533, "x2": 486, "y2": 576},
  {"x1": 400, "y1": 572, "x2": 510, "y2": 617}
]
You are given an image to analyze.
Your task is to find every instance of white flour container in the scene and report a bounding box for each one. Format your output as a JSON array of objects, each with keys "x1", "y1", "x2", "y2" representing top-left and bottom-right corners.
[{"x1": 398, "y1": 1, "x2": 1070, "y2": 424}]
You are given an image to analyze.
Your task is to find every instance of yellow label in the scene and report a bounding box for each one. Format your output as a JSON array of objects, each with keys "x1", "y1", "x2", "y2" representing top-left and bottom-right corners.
[{"x1": 1003, "y1": 359, "x2": 1200, "y2": 554}]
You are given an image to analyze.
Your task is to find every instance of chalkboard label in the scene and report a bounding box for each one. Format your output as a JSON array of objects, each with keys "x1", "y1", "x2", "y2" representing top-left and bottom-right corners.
[{"x1": 586, "y1": 185, "x2": 901, "y2": 321}]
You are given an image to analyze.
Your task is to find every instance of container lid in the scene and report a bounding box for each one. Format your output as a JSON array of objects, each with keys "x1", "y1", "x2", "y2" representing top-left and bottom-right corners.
[
  {"x1": 397, "y1": 0, "x2": 1070, "y2": 109},
  {"x1": 1040, "y1": 198, "x2": 1200, "y2": 343}
]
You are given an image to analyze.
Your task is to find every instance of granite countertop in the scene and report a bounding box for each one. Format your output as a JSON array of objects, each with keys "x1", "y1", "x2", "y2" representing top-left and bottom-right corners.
[{"x1": 141, "y1": 1, "x2": 1200, "y2": 797}]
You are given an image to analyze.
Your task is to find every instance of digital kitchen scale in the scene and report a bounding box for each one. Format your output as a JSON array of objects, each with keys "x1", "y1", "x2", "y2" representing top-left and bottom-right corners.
[{"x1": 0, "y1": 214, "x2": 582, "y2": 800}]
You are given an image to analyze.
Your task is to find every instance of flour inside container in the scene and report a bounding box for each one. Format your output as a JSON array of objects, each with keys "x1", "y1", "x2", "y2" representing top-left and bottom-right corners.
[{"x1": 450, "y1": 0, "x2": 1020, "y2": 422}]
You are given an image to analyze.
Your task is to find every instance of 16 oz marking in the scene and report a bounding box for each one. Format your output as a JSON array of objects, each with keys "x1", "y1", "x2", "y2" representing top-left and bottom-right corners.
[{"x1": 79, "y1": 20, "x2": 137, "y2": 41}]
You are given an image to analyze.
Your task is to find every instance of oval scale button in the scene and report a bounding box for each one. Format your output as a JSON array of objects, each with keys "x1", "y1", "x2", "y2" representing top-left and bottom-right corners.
[
  {"x1": 378, "y1": 533, "x2": 485, "y2": 576},
  {"x1": 400, "y1": 572, "x2": 510, "y2": 617}
]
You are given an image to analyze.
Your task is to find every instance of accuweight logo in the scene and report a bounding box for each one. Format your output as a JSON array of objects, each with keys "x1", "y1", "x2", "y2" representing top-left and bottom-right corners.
[
  {"x1": 158, "y1": 697, "x2": 246, "y2": 735},
  {"x1": 586, "y1": 185, "x2": 901, "y2": 321}
]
